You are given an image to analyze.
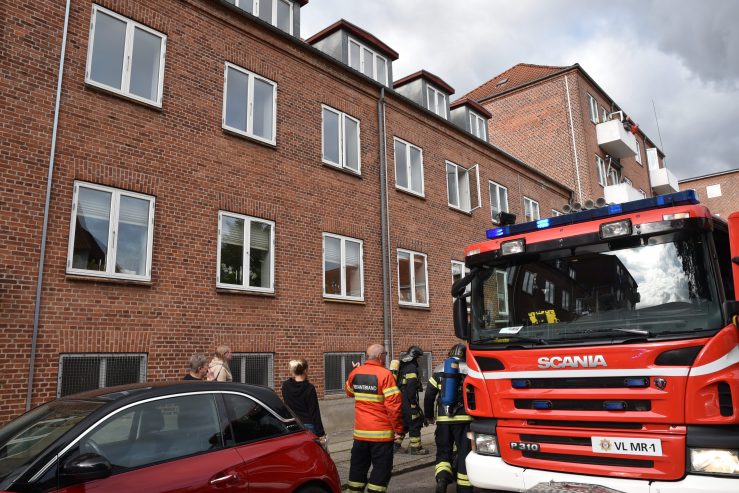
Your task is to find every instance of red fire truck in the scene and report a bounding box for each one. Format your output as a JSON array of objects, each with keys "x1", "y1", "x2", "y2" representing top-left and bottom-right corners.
[{"x1": 451, "y1": 190, "x2": 739, "y2": 492}]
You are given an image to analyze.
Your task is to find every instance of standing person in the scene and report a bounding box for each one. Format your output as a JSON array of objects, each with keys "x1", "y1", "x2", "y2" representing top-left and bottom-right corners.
[
  {"x1": 345, "y1": 344, "x2": 404, "y2": 493},
  {"x1": 184, "y1": 353, "x2": 209, "y2": 380},
  {"x1": 208, "y1": 345, "x2": 233, "y2": 382},
  {"x1": 424, "y1": 343, "x2": 473, "y2": 493},
  {"x1": 281, "y1": 359, "x2": 326, "y2": 441},
  {"x1": 396, "y1": 345, "x2": 428, "y2": 455}
]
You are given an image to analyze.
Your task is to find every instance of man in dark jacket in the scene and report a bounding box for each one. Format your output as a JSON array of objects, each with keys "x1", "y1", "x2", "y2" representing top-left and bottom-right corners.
[
  {"x1": 396, "y1": 345, "x2": 429, "y2": 455},
  {"x1": 424, "y1": 343, "x2": 472, "y2": 493}
]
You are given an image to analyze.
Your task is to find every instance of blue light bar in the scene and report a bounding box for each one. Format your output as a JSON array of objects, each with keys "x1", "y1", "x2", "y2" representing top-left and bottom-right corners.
[
  {"x1": 532, "y1": 400, "x2": 553, "y2": 410},
  {"x1": 624, "y1": 377, "x2": 649, "y2": 388},
  {"x1": 603, "y1": 401, "x2": 627, "y2": 411},
  {"x1": 511, "y1": 379, "x2": 531, "y2": 389},
  {"x1": 485, "y1": 190, "x2": 698, "y2": 240}
]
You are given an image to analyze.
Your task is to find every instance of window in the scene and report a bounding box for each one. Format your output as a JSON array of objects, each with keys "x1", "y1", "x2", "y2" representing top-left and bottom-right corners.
[
  {"x1": 451, "y1": 260, "x2": 470, "y2": 296},
  {"x1": 623, "y1": 177, "x2": 633, "y2": 187},
  {"x1": 562, "y1": 290, "x2": 571, "y2": 310},
  {"x1": 223, "y1": 393, "x2": 288, "y2": 444},
  {"x1": 596, "y1": 155, "x2": 607, "y2": 187},
  {"x1": 601, "y1": 106, "x2": 608, "y2": 124},
  {"x1": 469, "y1": 111, "x2": 487, "y2": 140},
  {"x1": 348, "y1": 38, "x2": 388, "y2": 85},
  {"x1": 551, "y1": 209, "x2": 562, "y2": 217},
  {"x1": 569, "y1": 267, "x2": 576, "y2": 280},
  {"x1": 635, "y1": 140, "x2": 642, "y2": 164},
  {"x1": 427, "y1": 85, "x2": 448, "y2": 118},
  {"x1": 544, "y1": 280, "x2": 555, "y2": 304},
  {"x1": 324, "y1": 352, "x2": 364, "y2": 394},
  {"x1": 446, "y1": 161, "x2": 479, "y2": 213},
  {"x1": 496, "y1": 270, "x2": 508, "y2": 316},
  {"x1": 639, "y1": 188, "x2": 647, "y2": 198},
  {"x1": 587, "y1": 94, "x2": 598, "y2": 124},
  {"x1": 523, "y1": 197, "x2": 540, "y2": 222},
  {"x1": 223, "y1": 63, "x2": 276, "y2": 144},
  {"x1": 322, "y1": 105, "x2": 361, "y2": 173},
  {"x1": 706, "y1": 184, "x2": 722, "y2": 198},
  {"x1": 522, "y1": 271, "x2": 536, "y2": 295},
  {"x1": 58, "y1": 353, "x2": 146, "y2": 397},
  {"x1": 489, "y1": 181, "x2": 509, "y2": 223},
  {"x1": 217, "y1": 212, "x2": 275, "y2": 293},
  {"x1": 229, "y1": 353, "x2": 274, "y2": 387},
  {"x1": 86, "y1": 5, "x2": 166, "y2": 106},
  {"x1": 575, "y1": 298, "x2": 585, "y2": 315},
  {"x1": 397, "y1": 249, "x2": 428, "y2": 307},
  {"x1": 394, "y1": 138, "x2": 424, "y2": 196},
  {"x1": 67, "y1": 182, "x2": 155, "y2": 281},
  {"x1": 73, "y1": 394, "x2": 222, "y2": 470},
  {"x1": 608, "y1": 166, "x2": 620, "y2": 186},
  {"x1": 323, "y1": 233, "x2": 364, "y2": 300},
  {"x1": 225, "y1": 0, "x2": 295, "y2": 35}
]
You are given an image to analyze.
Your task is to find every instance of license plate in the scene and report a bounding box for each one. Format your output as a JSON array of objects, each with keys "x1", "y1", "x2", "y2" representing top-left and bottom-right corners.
[
  {"x1": 591, "y1": 436, "x2": 662, "y2": 456},
  {"x1": 510, "y1": 441, "x2": 540, "y2": 452}
]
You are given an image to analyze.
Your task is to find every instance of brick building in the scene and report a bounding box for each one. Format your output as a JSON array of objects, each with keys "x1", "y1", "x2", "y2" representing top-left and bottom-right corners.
[
  {"x1": 1, "y1": 0, "x2": 569, "y2": 421},
  {"x1": 679, "y1": 169, "x2": 739, "y2": 219},
  {"x1": 461, "y1": 63, "x2": 678, "y2": 210}
]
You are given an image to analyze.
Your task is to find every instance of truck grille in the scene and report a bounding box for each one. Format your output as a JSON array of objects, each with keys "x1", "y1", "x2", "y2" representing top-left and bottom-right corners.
[
  {"x1": 515, "y1": 399, "x2": 651, "y2": 411},
  {"x1": 520, "y1": 376, "x2": 648, "y2": 389},
  {"x1": 522, "y1": 450, "x2": 654, "y2": 468},
  {"x1": 526, "y1": 420, "x2": 643, "y2": 430}
]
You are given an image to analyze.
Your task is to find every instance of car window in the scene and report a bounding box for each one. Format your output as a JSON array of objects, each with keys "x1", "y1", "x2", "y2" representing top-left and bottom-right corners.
[
  {"x1": 223, "y1": 394, "x2": 288, "y2": 445},
  {"x1": 72, "y1": 394, "x2": 222, "y2": 472}
]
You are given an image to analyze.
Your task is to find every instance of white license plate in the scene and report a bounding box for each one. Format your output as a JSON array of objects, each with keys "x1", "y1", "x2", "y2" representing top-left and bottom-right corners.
[{"x1": 591, "y1": 436, "x2": 662, "y2": 456}]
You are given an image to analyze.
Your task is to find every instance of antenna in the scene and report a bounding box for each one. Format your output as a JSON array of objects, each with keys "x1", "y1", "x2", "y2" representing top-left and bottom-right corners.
[{"x1": 652, "y1": 99, "x2": 666, "y2": 159}]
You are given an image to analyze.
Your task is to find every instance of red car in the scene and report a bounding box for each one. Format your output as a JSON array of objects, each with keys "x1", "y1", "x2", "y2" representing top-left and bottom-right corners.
[{"x1": 0, "y1": 382, "x2": 340, "y2": 492}]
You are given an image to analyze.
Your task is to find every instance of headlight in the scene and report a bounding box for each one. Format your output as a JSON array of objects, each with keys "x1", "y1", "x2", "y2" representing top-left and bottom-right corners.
[
  {"x1": 469, "y1": 432, "x2": 499, "y2": 456},
  {"x1": 501, "y1": 239, "x2": 525, "y2": 256},
  {"x1": 689, "y1": 448, "x2": 739, "y2": 476}
]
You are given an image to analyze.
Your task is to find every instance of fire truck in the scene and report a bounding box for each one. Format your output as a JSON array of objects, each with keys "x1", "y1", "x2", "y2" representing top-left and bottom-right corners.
[{"x1": 450, "y1": 190, "x2": 739, "y2": 492}]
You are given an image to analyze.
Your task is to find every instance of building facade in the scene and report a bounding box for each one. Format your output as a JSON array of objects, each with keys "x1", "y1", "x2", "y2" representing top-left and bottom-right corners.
[
  {"x1": 1, "y1": 0, "x2": 569, "y2": 422},
  {"x1": 679, "y1": 169, "x2": 739, "y2": 219},
  {"x1": 461, "y1": 63, "x2": 677, "y2": 210}
]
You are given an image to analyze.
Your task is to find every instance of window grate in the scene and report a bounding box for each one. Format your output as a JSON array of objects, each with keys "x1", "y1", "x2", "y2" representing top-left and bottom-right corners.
[
  {"x1": 324, "y1": 352, "x2": 364, "y2": 394},
  {"x1": 58, "y1": 353, "x2": 146, "y2": 397},
  {"x1": 229, "y1": 353, "x2": 274, "y2": 388}
]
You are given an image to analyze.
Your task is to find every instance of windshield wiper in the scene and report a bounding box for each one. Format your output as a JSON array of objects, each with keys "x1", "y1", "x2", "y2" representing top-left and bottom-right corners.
[{"x1": 475, "y1": 334, "x2": 548, "y2": 346}]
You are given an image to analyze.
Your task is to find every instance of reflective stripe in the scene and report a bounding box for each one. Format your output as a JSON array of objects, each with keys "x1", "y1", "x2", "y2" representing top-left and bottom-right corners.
[
  {"x1": 410, "y1": 436, "x2": 421, "y2": 445},
  {"x1": 354, "y1": 428, "x2": 395, "y2": 439},
  {"x1": 436, "y1": 415, "x2": 473, "y2": 423},
  {"x1": 435, "y1": 461, "x2": 453, "y2": 475},
  {"x1": 346, "y1": 381, "x2": 355, "y2": 395},
  {"x1": 355, "y1": 392, "x2": 384, "y2": 402},
  {"x1": 457, "y1": 473, "x2": 469, "y2": 480},
  {"x1": 428, "y1": 376, "x2": 440, "y2": 389},
  {"x1": 383, "y1": 386, "x2": 400, "y2": 396},
  {"x1": 367, "y1": 484, "x2": 388, "y2": 492},
  {"x1": 457, "y1": 478, "x2": 472, "y2": 486},
  {"x1": 404, "y1": 372, "x2": 417, "y2": 379},
  {"x1": 348, "y1": 480, "x2": 366, "y2": 489}
]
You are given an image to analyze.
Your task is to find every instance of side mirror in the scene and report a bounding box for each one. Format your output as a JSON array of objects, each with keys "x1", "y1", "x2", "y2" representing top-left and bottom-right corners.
[
  {"x1": 453, "y1": 297, "x2": 469, "y2": 340},
  {"x1": 61, "y1": 453, "x2": 112, "y2": 482}
]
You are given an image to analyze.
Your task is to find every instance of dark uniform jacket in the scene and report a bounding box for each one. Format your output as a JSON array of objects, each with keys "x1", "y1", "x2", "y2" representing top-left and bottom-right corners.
[{"x1": 424, "y1": 360, "x2": 473, "y2": 423}]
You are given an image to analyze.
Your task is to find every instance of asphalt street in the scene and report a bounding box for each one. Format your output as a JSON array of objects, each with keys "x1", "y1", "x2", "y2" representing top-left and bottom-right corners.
[{"x1": 387, "y1": 463, "x2": 459, "y2": 492}]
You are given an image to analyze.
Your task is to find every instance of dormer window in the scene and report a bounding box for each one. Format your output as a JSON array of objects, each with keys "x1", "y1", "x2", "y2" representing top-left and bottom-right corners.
[
  {"x1": 469, "y1": 111, "x2": 487, "y2": 140},
  {"x1": 348, "y1": 38, "x2": 388, "y2": 85},
  {"x1": 427, "y1": 86, "x2": 448, "y2": 118},
  {"x1": 225, "y1": 0, "x2": 295, "y2": 35}
]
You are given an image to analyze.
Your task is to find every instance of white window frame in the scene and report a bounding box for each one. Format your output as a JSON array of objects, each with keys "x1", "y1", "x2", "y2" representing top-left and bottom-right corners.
[
  {"x1": 85, "y1": 5, "x2": 167, "y2": 107},
  {"x1": 551, "y1": 209, "x2": 563, "y2": 217},
  {"x1": 635, "y1": 139, "x2": 642, "y2": 164},
  {"x1": 67, "y1": 181, "x2": 155, "y2": 281},
  {"x1": 58, "y1": 353, "x2": 147, "y2": 398},
  {"x1": 623, "y1": 177, "x2": 633, "y2": 187},
  {"x1": 393, "y1": 137, "x2": 424, "y2": 196},
  {"x1": 607, "y1": 166, "x2": 620, "y2": 186},
  {"x1": 397, "y1": 249, "x2": 429, "y2": 307},
  {"x1": 427, "y1": 85, "x2": 448, "y2": 118},
  {"x1": 469, "y1": 111, "x2": 487, "y2": 140},
  {"x1": 489, "y1": 180, "x2": 509, "y2": 223},
  {"x1": 216, "y1": 211, "x2": 275, "y2": 293},
  {"x1": 596, "y1": 155, "x2": 607, "y2": 187},
  {"x1": 544, "y1": 280, "x2": 555, "y2": 304},
  {"x1": 322, "y1": 233, "x2": 364, "y2": 301},
  {"x1": 495, "y1": 269, "x2": 509, "y2": 317},
  {"x1": 600, "y1": 106, "x2": 608, "y2": 124},
  {"x1": 322, "y1": 105, "x2": 361, "y2": 174},
  {"x1": 587, "y1": 94, "x2": 598, "y2": 124},
  {"x1": 347, "y1": 38, "x2": 389, "y2": 85},
  {"x1": 229, "y1": 0, "x2": 295, "y2": 35},
  {"x1": 222, "y1": 62, "x2": 277, "y2": 145},
  {"x1": 523, "y1": 196, "x2": 540, "y2": 222},
  {"x1": 451, "y1": 260, "x2": 470, "y2": 296},
  {"x1": 446, "y1": 161, "x2": 480, "y2": 213},
  {"x1": 639, "y1": 188, "x2": 646, "y2": 198}
]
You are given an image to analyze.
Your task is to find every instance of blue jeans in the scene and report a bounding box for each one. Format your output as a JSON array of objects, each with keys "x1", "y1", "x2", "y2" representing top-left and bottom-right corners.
[{"x1": 304, "y1": 423, "x2": 316, "y2": 434}]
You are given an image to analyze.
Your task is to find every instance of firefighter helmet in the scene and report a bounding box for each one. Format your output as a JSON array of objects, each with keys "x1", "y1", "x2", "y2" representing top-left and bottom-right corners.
[
  {"x1": 407, "y1": 345, "x2": 423, "y2": 358},
  {"x1": 448, "y1": 343, "x2": 466, "y2": 361}
]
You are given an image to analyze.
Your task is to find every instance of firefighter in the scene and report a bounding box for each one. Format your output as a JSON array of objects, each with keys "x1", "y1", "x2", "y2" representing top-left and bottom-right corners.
[
  {"x1": 345, "y1": 344, "x2": 405, "y2": 493},
  {"x1": 396, "y1": 345, "x2": 429, "y2": 455},
  {"x1": 424, "y1": 343, "x2": 473, "y2": 493}
]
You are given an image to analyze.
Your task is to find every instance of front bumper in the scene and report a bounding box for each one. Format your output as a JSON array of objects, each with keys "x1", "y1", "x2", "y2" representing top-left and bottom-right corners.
[{"x1": 466, "y1": 452, "x2": 738, "y2": 493}]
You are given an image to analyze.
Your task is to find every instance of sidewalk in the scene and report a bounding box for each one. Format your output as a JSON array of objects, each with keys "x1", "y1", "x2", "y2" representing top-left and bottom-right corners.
[{"x1": 326, "y1": 425, "x2": 438, "y2": 490}]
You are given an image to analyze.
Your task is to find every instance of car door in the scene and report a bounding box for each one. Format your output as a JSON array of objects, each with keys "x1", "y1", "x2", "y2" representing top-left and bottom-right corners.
[
  {"x1": 54, "y1": 393, "x2": 248, "y2": 493},
  {"x1": 221, "y1": 393, "x2": 324, "y2": 492}
]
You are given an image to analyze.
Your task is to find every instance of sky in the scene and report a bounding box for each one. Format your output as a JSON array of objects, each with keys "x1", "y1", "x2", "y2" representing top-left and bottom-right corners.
[{"x1": 301, "y1": 0, "x2": 739, "y2": 180}]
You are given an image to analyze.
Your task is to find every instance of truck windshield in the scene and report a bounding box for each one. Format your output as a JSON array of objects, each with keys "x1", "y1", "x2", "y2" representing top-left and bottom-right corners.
[{"x1": 470, "y1": 233, "x2": 723, "y2": 346}]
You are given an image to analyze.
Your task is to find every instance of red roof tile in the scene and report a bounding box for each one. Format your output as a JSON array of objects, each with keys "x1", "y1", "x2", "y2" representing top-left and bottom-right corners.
[
  {"x1": 393, "y1": 70, "x2": 454, "y2": 95},
  {"x1": 305, "y1": 19, "x2": 399, "y2": 60},
  {"x1": 461, "y1": 63, "x2": 573, "y2": 102}
]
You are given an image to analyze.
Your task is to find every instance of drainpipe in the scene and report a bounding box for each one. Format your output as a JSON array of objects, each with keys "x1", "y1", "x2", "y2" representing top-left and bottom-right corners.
[
  {"x1": 377, "y1": 87, "x2": 393, "y2": 363},
  {"x1": 27, "y1": 0, "x2": 71, "y2": 411},
  {"x1": 564, "y1": 75, "x2": 583, "y2": 203}
]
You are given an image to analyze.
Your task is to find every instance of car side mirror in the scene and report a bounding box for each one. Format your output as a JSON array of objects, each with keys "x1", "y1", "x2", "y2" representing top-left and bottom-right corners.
[
  {"x1": 453, "y1": 297, "x2": 469, "y2": 340},
  {"x1": 61, "y1": 453, "x2": 112, "y2": 482}
]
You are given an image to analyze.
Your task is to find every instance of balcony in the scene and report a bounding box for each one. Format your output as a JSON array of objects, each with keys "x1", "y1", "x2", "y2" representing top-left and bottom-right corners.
[
  {"x1": 596, "y1": 119, "x2": 638, "y2": 159},
  {"x1": 604, "y1": 183, "x2": 645, "y2": 204},
  {"x1": 649, "y1": 167, "x2": 679, "y2": 195}
]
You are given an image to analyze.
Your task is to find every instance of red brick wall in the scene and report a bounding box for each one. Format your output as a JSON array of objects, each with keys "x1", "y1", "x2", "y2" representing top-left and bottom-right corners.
[
  {"x1": 0, "y1": 0, "x2": 568, "y2": 422},
  {"x1": 680, "y1": 171, "x2": 739, "y2": 219}
]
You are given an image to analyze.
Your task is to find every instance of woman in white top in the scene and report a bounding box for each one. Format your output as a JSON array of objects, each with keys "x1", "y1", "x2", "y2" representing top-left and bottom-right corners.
[{"x1": 208, "y1": 345, "x2": 233, "y2": 382}]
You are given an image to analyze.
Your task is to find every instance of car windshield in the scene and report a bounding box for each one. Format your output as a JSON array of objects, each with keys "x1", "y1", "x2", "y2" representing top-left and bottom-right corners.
[
  {"x1": 0, "y1": 400, "x2": 102, "y2": 484},
  {"x1": 470, "y1": 233, "x2": 723, "y2": 346}
]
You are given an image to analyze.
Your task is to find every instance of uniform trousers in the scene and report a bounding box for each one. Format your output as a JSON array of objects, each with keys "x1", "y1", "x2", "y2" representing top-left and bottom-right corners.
[
  {"x1": 348, "y1": 440, "x2": 394, "y2": 492},
  {"x1": 434, "y1": 422, "x2": 472, "y2": 492}
]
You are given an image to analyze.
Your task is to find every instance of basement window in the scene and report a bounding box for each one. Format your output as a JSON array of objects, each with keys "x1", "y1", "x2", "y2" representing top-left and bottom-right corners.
[
  {"x1": 229, "y1": 353, "x2": 274, "y2": 387},
  {"x1": 58, "y1": 353, "x2": 146, "y2": 397}
]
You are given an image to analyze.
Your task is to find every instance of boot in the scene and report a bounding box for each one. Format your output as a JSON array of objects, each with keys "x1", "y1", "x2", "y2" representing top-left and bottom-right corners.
[
  {"x1": 409, "y1": 446, "x2": 429, "y2": 455},
  {"x1": 435, "y1": 476, "x2": 450, "y2": 493},
  {"x1": 393, "y1": 440, "x2": 407, "y2": 454}
]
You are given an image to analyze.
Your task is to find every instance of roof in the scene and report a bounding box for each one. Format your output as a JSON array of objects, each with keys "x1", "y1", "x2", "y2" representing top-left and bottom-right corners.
[
  {"x1": 678, "y1": 168, "x2": 739, "y2": 183},
  {"x1": 393, "y1": 69, "x2": 454, "y2": 95},
  {"x1": 305, "y1": 19, "x2": 399, "y2": 61},
  {"x1": 450, "y1": 97, "x2": 492, "y2": 118},
  {"x1": 461, "y1": 63, "x2": 572, "y2": 102}
]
